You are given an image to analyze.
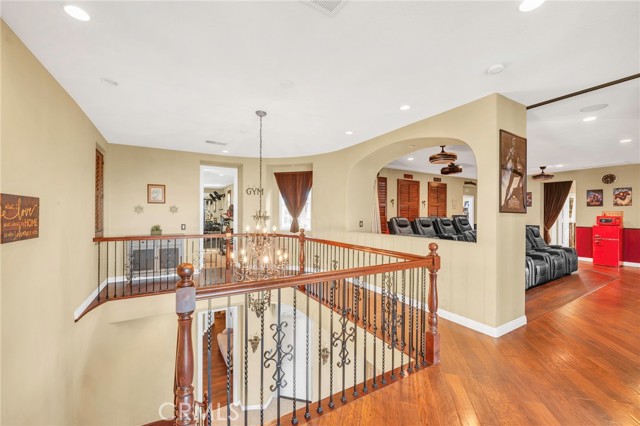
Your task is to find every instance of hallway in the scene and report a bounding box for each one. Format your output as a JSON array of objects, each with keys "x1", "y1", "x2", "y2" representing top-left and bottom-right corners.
[{"x1": 306, "y1": 263, "x2": 640, "y2": 425}]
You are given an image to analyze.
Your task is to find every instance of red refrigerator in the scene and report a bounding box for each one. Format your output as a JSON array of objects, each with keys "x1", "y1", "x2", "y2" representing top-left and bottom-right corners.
[{"x1": 593, "y1": 217, "x2": 623, "y2": 267}]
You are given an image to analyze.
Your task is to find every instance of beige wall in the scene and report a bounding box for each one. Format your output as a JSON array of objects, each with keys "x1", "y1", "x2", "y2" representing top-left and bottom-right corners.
[
  {"x1": 378, "y1": 167, "x2": 474, "y2": 219},
  {"x1": 525, "y1": 164, "x2": 640, "y2": 229},
  {"x1": 1, "y1": 22, "x2": 109, "y2": 424}
]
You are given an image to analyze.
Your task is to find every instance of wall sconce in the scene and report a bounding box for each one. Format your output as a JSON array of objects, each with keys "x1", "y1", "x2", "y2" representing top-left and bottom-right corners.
[
  {"x1": 133, "y1": 205, "x2": 144, "y2": 214},
  {"x1": 321, "y1": 346, "x2": 330, "y2": 365},
  {"x1": 169, "y1": 205, "x2": 178, "y2": 214},
  {"x1": 390, "y1": 199, "x2": 395, "y2": 207},
  {"x1": 248, "y1": 334, "x2": 260, "y2": 353},
  {"x1": 421, "y1": 200, "x2": 426, "y2": 207}
]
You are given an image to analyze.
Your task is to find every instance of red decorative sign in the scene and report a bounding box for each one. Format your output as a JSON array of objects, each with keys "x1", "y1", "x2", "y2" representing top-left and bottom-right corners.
[{"x1": 1, "y1": 193, "x2": 40, "y2": 244}]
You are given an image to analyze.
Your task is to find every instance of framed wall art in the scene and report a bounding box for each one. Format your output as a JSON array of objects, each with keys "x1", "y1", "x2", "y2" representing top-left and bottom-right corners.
[
  {"x1": 147, "y1": 184, "x2": 166, "y2": 204},
  {"x1": 586, "y1": 189, "x2": 603, "y2": 207},
  {"x1": 499, "y1": 130, "x2": 527, "y2": 213},
  {"x1": 525, "y1": 192, "x2": 532, "y2": 207},
  {"x1": 613, "y1": 187, "x2": 632, "y2": 206}
]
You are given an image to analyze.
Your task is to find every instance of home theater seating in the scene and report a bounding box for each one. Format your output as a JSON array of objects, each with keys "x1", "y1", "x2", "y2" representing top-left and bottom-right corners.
[
  {"x1": 387, "y1": 216, "x2": 476, "y2": 242},
  {"x1": 525, "y1": 225, "x2": 578, "y2": 290},
  {"x1": 388, "y1": 218, "x2": 578, "y2": 290}
]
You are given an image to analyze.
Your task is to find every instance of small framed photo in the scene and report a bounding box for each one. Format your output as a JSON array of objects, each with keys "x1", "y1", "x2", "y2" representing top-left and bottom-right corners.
[
  {"x1": 613, "y1": 187, "x2": 632, "y2": 206},
  {"x1": 147, "y1": 184, "x2": 166, "y2": 204},
  {"x1": 586, "y1": 189, "x2": 603, "y2": 207},
  {"x1": 525, "y1": 192, "x2": 532, "y2": 207}
]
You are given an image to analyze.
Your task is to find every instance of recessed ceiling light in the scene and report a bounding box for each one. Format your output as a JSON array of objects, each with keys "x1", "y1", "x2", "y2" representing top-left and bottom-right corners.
[
  {"x1": 486, "y1": 64, "x2": 505, "y2": 75},
  {"x1": 620, "y1": 139, "x2": 632, "y2": 143},
  {"x1": 222, "y1": 150, "x2": 229, "y2": 153},
  {"x1": 63, "y1": 4, "x2": 90, "y2": 21},
  {"x1": 583, "y1": 116, "x2": 597, "y2": 122},
  {"x1": 100, "y1": 77, "x2": 118, "y2": 86},
  {"x1": 399, "y1": 105, "x2": 411, "y2": 111},
  {"x1": 280, "y1": 80, "x2": 295, "y2": 89},
  {"x1": 408, "y1": 157, "x2": 414, "y2": 161},
  {"x1": 519, "y1": 0, "x2": 546, "y2": 12},
  {"x1": 345, "y1": 131, "x2": 353, "y2": 135},
  {"x1": 219, "y1": 174, "x2": 224, "y2": 177},
  {"x1": 555, "y1": 164, "x2": 564, "y2": 168},
  {"x1": 579, "y1": 104, "x2": 608, "y2": 112}
]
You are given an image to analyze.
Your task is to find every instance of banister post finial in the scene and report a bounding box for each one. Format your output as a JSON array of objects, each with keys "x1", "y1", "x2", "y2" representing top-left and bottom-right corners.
[
  {"x1": 174, "y1": 263, "x2": 196, "y2": 426},
  {"x1": 298, "y1": 229, "x2": 306, "y2": 274},
  {"x1": 425, "y1": 243, "x2": 440, "y2": 365}
]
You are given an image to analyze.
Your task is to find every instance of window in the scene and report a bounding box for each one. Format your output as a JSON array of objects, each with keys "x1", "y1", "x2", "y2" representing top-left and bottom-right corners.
[{"x1": 279, "y1": 192, "x2": 311, "y2": 231}]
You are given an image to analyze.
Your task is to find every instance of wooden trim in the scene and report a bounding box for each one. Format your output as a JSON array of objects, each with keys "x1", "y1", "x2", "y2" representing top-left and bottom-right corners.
[{"x1": 527, "y1": 73, "x2": 640, "y2": 110}]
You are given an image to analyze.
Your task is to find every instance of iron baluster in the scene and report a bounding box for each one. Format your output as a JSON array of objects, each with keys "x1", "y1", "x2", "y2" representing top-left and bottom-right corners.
[
  {"x1": 332, "y1": 278, "x2": 355, "y2": 404},
  {"x1": 260, "y1": 298, "x2": 264, "y2": 426},
  {"x1": 352, "y1": 276, "x2": 359, "y2": 398},
  {"x1": 226, "y1": 299, "x2": 232, "y2": 426},
  {"x1": 244, "y1": 295, "x2": 248, "y2": 426},
  {"x1": 207, "y1": 301, "x2": 213, "y2": 426},
  {"x1": 305, "y1": 286, "x2": 310, "y2": 420},
  {"x1": 316, "y1": 282, "x2": 323, "y2": 414},
  {"x1": 292, "y1": 289, "x2": 298, "y2": 425}
]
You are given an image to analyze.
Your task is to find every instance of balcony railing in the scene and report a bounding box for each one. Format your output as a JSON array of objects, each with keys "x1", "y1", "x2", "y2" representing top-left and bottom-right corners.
[
  {"x1": 168, "y1": 235, "x2": 440, "y2": 426},
  {"x1": 87, "y1": 232, "x2": 440, "y2": 425}
]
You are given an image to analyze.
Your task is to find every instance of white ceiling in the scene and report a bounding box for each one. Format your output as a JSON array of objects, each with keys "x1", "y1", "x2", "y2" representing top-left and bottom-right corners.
[
  {"x1": 2, "y1": 1, "x2": 639, "y2": 173},
  {"x1": 386, "y1": 144, "x2": 478, "y2": 179},
  {"x1": 201, "y1": 166, "x2": 236, "y2": 189}
]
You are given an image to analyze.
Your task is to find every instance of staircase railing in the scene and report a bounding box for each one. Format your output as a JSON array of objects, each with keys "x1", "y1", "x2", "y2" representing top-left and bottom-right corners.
[{"x1": 170, "y1": 240, "x2": 440, "y2": 426}]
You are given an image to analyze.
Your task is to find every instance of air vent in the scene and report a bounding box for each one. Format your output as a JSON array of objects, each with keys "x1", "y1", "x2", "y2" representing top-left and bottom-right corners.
[
  {"x1": 205, "y1": 140, "x2": 227, "y2": 146},
  {"x1": 302, "y1": 0, "x2": 347, "y2": 16}
]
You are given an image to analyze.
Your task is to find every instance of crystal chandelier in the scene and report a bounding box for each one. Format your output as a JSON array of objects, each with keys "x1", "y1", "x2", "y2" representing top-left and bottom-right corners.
[{"x1": 231, "y1": 111, "x2": 289, "y2": 317}]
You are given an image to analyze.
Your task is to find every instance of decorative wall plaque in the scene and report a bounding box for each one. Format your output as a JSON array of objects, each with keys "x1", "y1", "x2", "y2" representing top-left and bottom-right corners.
[{"x1": 1, "y1": 193, "x2": 40, "y2": 244}]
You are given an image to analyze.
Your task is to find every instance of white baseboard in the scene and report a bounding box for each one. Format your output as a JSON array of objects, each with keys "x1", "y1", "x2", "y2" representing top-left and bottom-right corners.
[
  {"x1": 577, "y1": 257, "x2": 639, "y2": 268},
  {"x1": 438, "y1": 309, "x2": 527, "y2": 338},
  {"x1": 74, "y1": 279, "x2": 109, "y2": 320}
]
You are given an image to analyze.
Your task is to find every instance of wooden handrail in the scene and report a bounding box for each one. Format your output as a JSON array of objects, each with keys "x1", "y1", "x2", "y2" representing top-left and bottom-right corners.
[{"x1": 93, "y1": 232, "x2": 426, "y2": 261}]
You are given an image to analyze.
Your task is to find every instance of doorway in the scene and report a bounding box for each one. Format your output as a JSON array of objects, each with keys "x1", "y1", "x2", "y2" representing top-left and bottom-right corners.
[
  {"x1": 197, "y1": 307, "x2": 239, "y2": 407},
  {"x1": 550, "y1": 182, "x2": 576, "y2": 246},
  {"x1": 463, "y1": 195, "x2": 475, "y2": 229},
  {"x1": 397, "y1": 179, "x2": 420, "y2": 221}
]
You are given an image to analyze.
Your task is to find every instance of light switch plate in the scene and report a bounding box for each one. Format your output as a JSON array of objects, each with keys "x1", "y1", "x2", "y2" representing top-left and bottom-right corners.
[{"x1": 181, "y1": 224, "x2": 186, "y2": 230}]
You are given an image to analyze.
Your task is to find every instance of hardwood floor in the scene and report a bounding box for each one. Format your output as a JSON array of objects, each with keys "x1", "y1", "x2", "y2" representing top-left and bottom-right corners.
[
  {"x1": 302, "y1": 263, "x2": 640, "y2": 426},
  {"x1": 203, "y1": 311, "x2": 234, "y2": 410}
]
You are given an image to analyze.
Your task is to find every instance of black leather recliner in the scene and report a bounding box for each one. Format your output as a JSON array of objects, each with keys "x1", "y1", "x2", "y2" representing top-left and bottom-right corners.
[
  {"x1": 526, "y1": 226, "x2": 578, "y2": 274},
  {"x1": 388, "y1": 217, "x2": 415, "y2": 235},
  {"x1": 412, "y1": 217, "x2": 459, "y2": 240},
  {"x1": 526, "y1": 231, "x2": 566, "y2": 280},
  {"x1": 411, "y1": 217, "x2": 439, "y2": 238},
  {"x1": 452, "y1": 216, "x2": 477, "y2": 242},
  {"x1": 525, "y1": 252, "x2": 551, "y2": 289},
  {"x1": 433, "y1": 217, "x2": 465, "y2": 241}
]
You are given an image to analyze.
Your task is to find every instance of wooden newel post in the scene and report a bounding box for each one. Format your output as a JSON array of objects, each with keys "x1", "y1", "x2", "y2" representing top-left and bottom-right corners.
[
  {"x1": 174, "y1": 263, "x2": 196, "y2": 426},
  {"x1": 425, "y1": 243, "x2": 441, "y2": 365},
  {"x1": 298, "y1": 229, "x2": 306, "y2": 274},
  {"x1": 224, "y1": 230, "x2": 232, "y2": 283}
]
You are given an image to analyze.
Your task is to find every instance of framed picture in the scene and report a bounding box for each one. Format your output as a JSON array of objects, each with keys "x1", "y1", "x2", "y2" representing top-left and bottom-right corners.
[
  {"x1": 147, "y1": 184, "x2": 166, "y2": 204},
  {"x1": 499, "y1": 130, "x2": 527, "y2": 213},
  {"x1": 613, "y1": 187, "x2": 632, "y2": 206},
  {"x1": 525, "y1": 192, "x2": 532, "y2": 207},
  {"x1": 586, "y1": 189, "x2": 603, "y2": 207}
]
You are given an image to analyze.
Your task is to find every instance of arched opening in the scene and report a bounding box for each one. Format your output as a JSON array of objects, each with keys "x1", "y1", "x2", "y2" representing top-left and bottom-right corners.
[{"x1": 376, "y1": 143, "x2": 478, "y2": 242}]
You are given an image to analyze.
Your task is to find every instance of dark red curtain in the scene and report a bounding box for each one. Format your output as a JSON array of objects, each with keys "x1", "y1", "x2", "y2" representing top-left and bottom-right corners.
[
  {"x1": 543, "y1": 181, "x2": 573, "y2": 243},
  {"x1": 274, "y1": 171, "x2": 313, "y2": 233}
]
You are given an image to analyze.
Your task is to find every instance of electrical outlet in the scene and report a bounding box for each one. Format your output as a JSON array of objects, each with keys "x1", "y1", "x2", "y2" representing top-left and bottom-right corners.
[
  {"x1": 359, "y1": 221, "x2": 363, "y2": 228},
  {"x1": 181, "y1": 224, "x2": 186, "y2": 230}
]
